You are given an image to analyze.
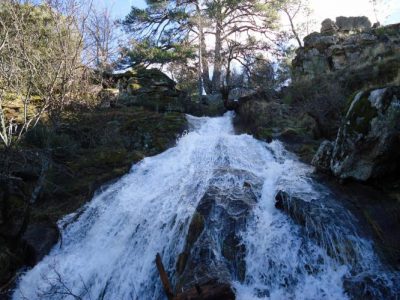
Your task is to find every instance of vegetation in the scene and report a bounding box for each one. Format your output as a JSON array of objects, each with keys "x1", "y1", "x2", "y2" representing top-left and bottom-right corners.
[{"x1": 121, "y1": 0, "x2": 299, "y2": 97}]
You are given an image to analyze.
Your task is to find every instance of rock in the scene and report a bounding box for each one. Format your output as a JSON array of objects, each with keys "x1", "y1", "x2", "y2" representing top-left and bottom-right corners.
[
  {"x1": 21, "y1": 221, "x2": 59, "y2": 263},
  {"x1": 176, "y1": 168, "x2": 262, "y2": 292},
  {"x1": 98, "y1": 88, "x2": 119, "y2": 108},
  {"x1": 104, "y1": 68, "x2": 188, "y2": 113},
  {"x1": 293, "y1": 19, "x2": 399, "y2": 78},
  {"x1": 311, "y1": 140, "x2": 334, "y2": 172},
  {"x1": 336, "y1": 16, "x2": 372, "y2": 32},
  {"x1": 313, "y1": 87, "x2": 400, "y2": 181},
  {"x1": 330, "y1": 87, "x2": 400, "y2": 181},
  {"x1": 304, "y1": 32, "x2": 338, "y2": 51},
  {"x1": 275, "y1": 190, "x2": 368, "y2": 266},
  {"x1": 321, "y1": 18, "x2": 338, "y2": 35},
  {"x1": 174, "y1": 281, "x2": 235, "y2": 300}
]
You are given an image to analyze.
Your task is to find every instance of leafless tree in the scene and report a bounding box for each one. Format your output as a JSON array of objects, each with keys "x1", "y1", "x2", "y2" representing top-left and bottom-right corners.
[
  {"x1": 280, "y1": 0, "x2": 314, "y2": 48},
  {"x1": 86, "y1": 4, "x2": 120, "y2": 74},
  {"x1": 0, "y1": 0, "x2": 104, "y2": 147}
]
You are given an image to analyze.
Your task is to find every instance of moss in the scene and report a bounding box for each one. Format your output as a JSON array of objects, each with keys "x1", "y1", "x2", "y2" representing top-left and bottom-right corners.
[
  {"x1": 25, "y1": 106, "x2": 186, "y2": 224},
  {"x1": 256, "y1": 127, "x2": 274, "y2": 142},
  {"x1": 347, "y1": 91, "x2": 378, "y2": 135},
  {"x1": 129, "y1": 83, "x2": 142, "y2": 91}
]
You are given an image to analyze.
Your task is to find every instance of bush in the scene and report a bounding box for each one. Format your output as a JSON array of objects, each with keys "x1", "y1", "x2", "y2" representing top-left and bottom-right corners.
[{"x1": 285, "y1": 75, "x2": 346, "y2": 138}]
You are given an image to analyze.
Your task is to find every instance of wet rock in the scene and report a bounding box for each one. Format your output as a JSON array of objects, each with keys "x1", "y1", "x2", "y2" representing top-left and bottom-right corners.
[
  {"x1": 175, "y1": 168, "x2": 262, "y2": 292},
  {"x1": 275, "y1": 190, "x2": 363, "y2": 265},
  {"x1": 21, "y1": 220, "x2": 59, "y2": 263},
  {"x1": 343, "y1": 273, "x2": 399, "y2": 300},
  {"x1": 174, "y1": 281, "x2": 235, "y2": 300}
]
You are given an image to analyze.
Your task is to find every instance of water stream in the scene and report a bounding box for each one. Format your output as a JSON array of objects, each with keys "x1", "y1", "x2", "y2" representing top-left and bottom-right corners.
[{"x1": 13, "y1": 113, "x2": 399, "y2": 299}]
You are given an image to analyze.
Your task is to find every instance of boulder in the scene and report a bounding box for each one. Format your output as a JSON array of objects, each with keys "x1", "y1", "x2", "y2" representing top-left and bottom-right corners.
[
  {"x1": 321, "y1": 18, "x2": 338, "y2": 35},
  {"x1": 175, "y1": 168, "x2": 262, "y2": 292},
  {"x1": 312, "y1": 86, "x2": 400, "y2": 181},
  {"x1": 336, "y1": 16, "x2": 372, "y2": 32},
  {"x1": 303, "y1": 32, "x2": 338, "y2": 51},
  {"x1": 102, "y1": 68, "x2": 188, "y2": 112},
  {"x1": 275, "y1": 190, "x2": 363, "y2": 264},
  {"x1": 311, "y1": 140, "x2": 334, "y2": 172},
  {"x1": 21, "y1": 221, "x2": 59, "y2": 264}
]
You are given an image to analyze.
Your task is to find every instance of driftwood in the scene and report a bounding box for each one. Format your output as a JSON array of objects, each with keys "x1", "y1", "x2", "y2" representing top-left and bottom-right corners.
[
  {"x1": 156, "y1": 253, "x2": 174, "y2": 300},
  {"x1": 155, "y1": 253, "x2": 236, "y2": 300},
  {"x1": 174, "y1": 281, "x2": 235, "y2": 300}
]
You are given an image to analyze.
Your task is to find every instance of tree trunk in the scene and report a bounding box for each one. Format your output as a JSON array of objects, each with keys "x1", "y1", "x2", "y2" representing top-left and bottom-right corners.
[
  {"x1": 200, "y1": 33, "x2": 212, "y2": 95},
  {"x1": 211, "y1": 22, "x2": 222, "y2": 94},
  {"x1": 284, "y1": 9, "x2": 303, "y2": 48}
]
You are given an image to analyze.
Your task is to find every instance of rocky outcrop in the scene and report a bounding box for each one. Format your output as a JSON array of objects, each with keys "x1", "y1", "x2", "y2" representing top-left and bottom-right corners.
[
  {"x1": 312, "y1": 86, "x2": 400, "y2": 181},
  {"x1": 104, "y1": 68, "x2": 188, "y2": 113},
  {"x1": 311, "y1": 140, "x2": 334, "y2": 172},
  {"x1": 293, "y1": 17, "x2": 400, "y2": 77}
]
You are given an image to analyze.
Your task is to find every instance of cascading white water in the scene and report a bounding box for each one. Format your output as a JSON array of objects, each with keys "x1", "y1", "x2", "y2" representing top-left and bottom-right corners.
[{"x1": 13, "y1": 113, "x2": 398, "y2": 300}]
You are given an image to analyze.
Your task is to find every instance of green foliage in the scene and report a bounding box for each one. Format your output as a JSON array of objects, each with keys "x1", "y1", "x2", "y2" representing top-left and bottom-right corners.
[
  {"x1": 127, "y1": 39, "x2": 195, "y2": 66},
  {"x1": 122, "y1": 0, "x2": 284, "y2": 94}
]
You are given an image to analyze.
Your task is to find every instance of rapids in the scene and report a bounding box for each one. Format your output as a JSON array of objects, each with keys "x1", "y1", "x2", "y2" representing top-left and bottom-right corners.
[{"x1": 13, "y1": 113, "x2": 399, "y2": 299}]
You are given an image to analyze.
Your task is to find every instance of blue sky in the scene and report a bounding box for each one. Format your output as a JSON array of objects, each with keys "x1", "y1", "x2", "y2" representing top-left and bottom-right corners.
[
  {"x1": 106, "y1": 0, "x2": 400, "y2": 26},
  {"x1": 106, "y1": 0, "x2": 146, "y2": 18}
]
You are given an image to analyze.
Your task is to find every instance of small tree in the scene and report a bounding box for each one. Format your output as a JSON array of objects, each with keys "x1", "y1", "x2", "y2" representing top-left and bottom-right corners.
[
  {"x1": 0, "y1": 0, "x2": 97, "y2": 147},
  {"x1": 279, "y1": 0, "x2": 314, "y2": 48}
]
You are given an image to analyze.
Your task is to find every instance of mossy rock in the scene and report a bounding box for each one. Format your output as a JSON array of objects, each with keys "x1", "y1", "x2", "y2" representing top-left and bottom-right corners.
[
  {"x1": 347, "y1": 91, "x2": 378, "y2": 135},
  {"x1": 255, "y1": 127, "x2": 274, "y2": 142}
]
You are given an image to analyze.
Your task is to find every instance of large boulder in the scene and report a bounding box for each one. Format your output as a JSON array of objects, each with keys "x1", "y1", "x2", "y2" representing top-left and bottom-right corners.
[
  {"x1": 311, "y1": 140, "x2": 334, "y2": 172},
  {"x1": 104, "y1": 68, "x2": 188, "y2": 113},
  {"x1": 303, "y1": 32, "x2": 338, "y2": 51},
  {"x1": 321, "y1": 18, "x2": 338, "y2": 35},
  {"x1": 175, "y1": 168, "x2": 262, "y2": 293},
  {"x1": 312, "y1": 86, "x2": 400, "y2": 181},
  {"x1": 336, "y1": 16, "x2": 372, "y2": 33}
]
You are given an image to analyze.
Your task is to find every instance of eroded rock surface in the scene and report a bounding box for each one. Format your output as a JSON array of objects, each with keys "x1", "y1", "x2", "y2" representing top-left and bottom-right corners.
[
  {"x1": 313, "y1": 86, "x2": 400, "y2": 181},
  {"x1": 175, "y1": 168, "x2": 262, "y2": 294},
  {"x1": 293, "y1": 17, "x2": 400, "y2": 77}
]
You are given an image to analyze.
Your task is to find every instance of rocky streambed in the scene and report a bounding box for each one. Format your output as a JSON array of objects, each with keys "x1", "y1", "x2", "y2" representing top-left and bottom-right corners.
[{"x1": 9, "y1": 113, "x2": 400, "y2": 300}]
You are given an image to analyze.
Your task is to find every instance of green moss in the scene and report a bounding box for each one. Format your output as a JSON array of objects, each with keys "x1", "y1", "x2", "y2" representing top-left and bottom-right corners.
[
  {"x1": 129, "y1": 83, "x2": 142, "y2": 91},
  {"x1": 256, "y1": 127, "x2": 274, "y2": 141},
  {"x1": 347, "y1": 91, "x2": 378, "y2": 135}
]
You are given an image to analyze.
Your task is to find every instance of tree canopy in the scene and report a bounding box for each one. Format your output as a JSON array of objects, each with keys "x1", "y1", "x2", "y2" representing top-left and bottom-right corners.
[{"x1": 122, "y1": 0, "x2": 292, "y2": 96}]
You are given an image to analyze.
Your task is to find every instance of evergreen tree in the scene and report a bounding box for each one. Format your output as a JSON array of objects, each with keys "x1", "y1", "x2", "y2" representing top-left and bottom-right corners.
[{"x1": 122, "y1": 0, "x2": 285, "y2": 95}]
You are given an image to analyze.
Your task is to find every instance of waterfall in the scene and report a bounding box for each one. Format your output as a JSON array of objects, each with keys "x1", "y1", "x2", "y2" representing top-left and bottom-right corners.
[{"x1": 13, "y1": 113, "x2": 399, "y2": 300}]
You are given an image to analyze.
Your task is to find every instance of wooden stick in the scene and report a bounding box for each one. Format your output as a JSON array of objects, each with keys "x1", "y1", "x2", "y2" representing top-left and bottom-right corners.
[{"x1": 156, "y1": 253, "x2": 174, "y2": 300}]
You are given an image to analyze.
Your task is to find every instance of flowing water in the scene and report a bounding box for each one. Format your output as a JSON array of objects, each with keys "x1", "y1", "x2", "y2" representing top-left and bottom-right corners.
[{"x1": 13, "y1": 113, "x2": 399, "y2": 300}]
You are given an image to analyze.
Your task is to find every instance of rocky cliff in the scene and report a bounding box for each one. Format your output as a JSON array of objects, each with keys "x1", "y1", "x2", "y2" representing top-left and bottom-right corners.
[
  {"x1": 293, "y1": 17, "x2": 400, "y2": 83},
  {"x1": 312, "y1": 86, "x2": 400, "y2": 181}
]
